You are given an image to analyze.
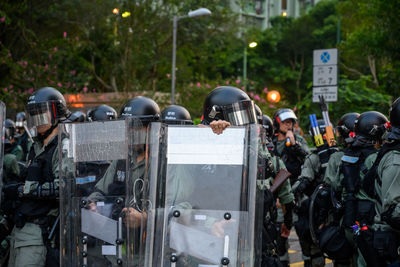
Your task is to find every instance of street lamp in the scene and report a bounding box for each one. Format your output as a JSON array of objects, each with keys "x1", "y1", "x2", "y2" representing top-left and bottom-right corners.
[
  {"x1": 243, "y1": 41, "x2": 257, "y2": 86},
  {"x1": 171, "y1": 8, "x2": 212, "y2": 104}
]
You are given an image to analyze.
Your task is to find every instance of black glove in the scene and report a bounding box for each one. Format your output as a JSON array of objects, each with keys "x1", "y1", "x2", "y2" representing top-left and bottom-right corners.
[
  {"x1": 3, "y1": 183, "x2": 24, "y2": 200},
  {"x1": 289, "y1": 142, "x2": 308, "y2": 160},
  {"x1": 293, "y1": 178, "x2": 310, "y2": 195}
]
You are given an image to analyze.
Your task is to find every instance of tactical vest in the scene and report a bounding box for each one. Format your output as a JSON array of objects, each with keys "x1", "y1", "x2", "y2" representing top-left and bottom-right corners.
[
  {"x1": 107, "y1": 159, "x2": 127, "y2": 196},
  {"x1": 272, "y1": 137, "x2": 304, "y2": 182},
  {"x1": 18, "y1": 135, "x2": 60, "y2": 217},
  {"x1": 363, "y1": 140, "x2": 400, "y2": 202},
  {"x1": 341, "y1": 146, "x2": 376, "y2": 227}
]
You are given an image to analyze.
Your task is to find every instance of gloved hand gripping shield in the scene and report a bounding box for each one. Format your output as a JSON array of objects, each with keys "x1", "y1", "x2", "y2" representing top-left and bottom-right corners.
[
  {"x1": 59, "y1": 118, "x2": 143, "y2": 267},
  {"x1": 141, "y1": 123, "x2": 261, "y2": 267}
]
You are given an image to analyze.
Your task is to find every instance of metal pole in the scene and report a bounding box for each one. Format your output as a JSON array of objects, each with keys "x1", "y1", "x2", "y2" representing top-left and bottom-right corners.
[
  {"x1": 243, "y1": 46, "x2": 247, "y2": 85},
  {"x1": 171, "y1": 16, "x2": 178, "y2": 105}
]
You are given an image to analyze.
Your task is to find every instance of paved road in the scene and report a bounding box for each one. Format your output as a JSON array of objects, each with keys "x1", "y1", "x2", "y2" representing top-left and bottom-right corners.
[{"x1": 288, "y1": 230, "x2": 333, "y2": 267}]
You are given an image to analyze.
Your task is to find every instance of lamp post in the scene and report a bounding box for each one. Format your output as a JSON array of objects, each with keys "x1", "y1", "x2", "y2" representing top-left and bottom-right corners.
[
  {"x1": 171, "y1": 8, "x2": 211, "y2": 104},
  {"x1": 243, "y1": 41, "x2": 257, "y2": 87}
]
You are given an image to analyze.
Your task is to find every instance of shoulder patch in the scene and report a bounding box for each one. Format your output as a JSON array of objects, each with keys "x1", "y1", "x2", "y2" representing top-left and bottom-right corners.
[{"x1": 341, "y1": 155, "x2": 359, "y2": 164}]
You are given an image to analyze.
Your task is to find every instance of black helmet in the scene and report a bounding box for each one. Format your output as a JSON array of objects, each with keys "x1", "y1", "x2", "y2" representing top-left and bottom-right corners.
[
  {"x1": 5, "y1": 119, "x2": 16, "y2": 140},
  {"x1": 66, "y1": 111, "x2": 87, "y2": 123},
  {"x1": 202, "y1": 86, "x2": 256, "y2": 125},
  {"x1": 255, "y1": 104, "x2": 263, "y2": 124},
  {"x1": 273, "y1": 108, "x2": 297, "y2": 131},
  {"x1": 354, "y1": 111, "x2": 388, "y2": 141},
  {"x1": 119, "y1": 96, "x2": 160, "y2": 125},
  {"x1": 390, "y1": 97, "x2": 400, "y2": 128},
  {"x1": 161, "y1": 105, "x2": 193, "y2": 125},
  {"x1": 262, "y1": 115, "x2": 274, "y2": 138},
  {"x1": 15, "y1": 112, "x2": 26, "y2": 128},
  {"x1": 88, "y1": 105, "x2": 117, "y2": 121},
  {"x1": 26, "y1": 87, "x2": 70, "y2": 129},
  {"x1": 336, "y1": 113, "x2": 360, "y2": 141}
]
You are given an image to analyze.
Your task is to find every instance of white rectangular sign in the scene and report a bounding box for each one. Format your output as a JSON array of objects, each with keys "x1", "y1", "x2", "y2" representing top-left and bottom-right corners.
[
  {"x1": 313, "y1": 48, "x2": 338, "y2": 66},
  {"x1": 313, "y1": 65, "x2": 338, "y2": 86},
  {"x1": 167, "y1": 127, "x2": 245, "y2": 165},
  {"x1": 313, "y1": 86, "x2": 338, "y2": 102}
]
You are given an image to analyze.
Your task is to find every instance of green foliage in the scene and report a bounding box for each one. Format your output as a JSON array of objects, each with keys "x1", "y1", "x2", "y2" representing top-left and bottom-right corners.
[
  {"x1": 0, "y1": 0, "x2": 398, "y2": 120},
  {"x1": 298, "y1": 75, "x2": 391, "y2": 130}
]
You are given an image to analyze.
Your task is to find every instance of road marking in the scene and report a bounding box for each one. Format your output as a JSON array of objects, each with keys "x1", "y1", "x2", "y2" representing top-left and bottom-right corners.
[{"x1": 290, "y1": 259, "x2": 333, "y2": 266}]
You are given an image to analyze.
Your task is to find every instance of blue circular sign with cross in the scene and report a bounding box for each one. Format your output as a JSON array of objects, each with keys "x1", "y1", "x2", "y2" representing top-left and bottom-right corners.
[{"x1": 320, "y1": 52, "x2": 330, "y2": 63}]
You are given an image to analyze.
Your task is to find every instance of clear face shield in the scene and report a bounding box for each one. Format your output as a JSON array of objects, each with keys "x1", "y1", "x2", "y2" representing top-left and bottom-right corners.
[
  {"x1": 15, "y1": 120, "x2": 25, "y2": 128},
  {"x1": 209, "y1": 100, "x2": 257, "y2": 126},
  {"x1": 26, "y1": 102, "x2": 58, "y2": 136}
]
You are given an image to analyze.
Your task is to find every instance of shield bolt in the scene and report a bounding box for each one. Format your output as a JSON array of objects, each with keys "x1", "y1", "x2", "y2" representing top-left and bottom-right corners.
[
  {"x1": 170, "y1": 254, "x2": 178, "y2": 262},
  {"x1": 117, "y1": 258, "x2": 123, "y2": 265},
  {"x1": 82, "y1": 251, "x2": 87, "y2": 257},
  {"x1": 82, "y1": 236, "x2": 88, "y2": 244},
  {"x1": 116, "y1": 238, "x2": 124, "y2": 245},
  {"x1": 81, "y1": 200, "x2": 87, "y2": 206},
  {"x1": 221, "y1": 257, "x2": 230, "y2": 265},
  {"x1": 173, "y1": 210, "x2": 180, "y2": 217},
  {"x1": 224, "y1": 212, "x2": 231, "y2": 220},
  {"x1": 116, "y1": 198, "x2": 124, "y2": 205}
]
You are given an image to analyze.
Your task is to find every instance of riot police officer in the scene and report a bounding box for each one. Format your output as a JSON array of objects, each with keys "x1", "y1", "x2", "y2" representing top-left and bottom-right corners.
[
  {"x1": 3, "y1": 120, "x2": 23, "y2": 182},
  {"x1": 5, "y1": 119, "x2": 24, "y2": 162},
  {"x1": 202, "y1": 86, "x2": 294, "y2": 266},
  {"x1": 87, "y1": 96, "x2": 160, "y2": 266},
  {"x1": 323, "y1": 113, "x2": 360, "y2": 194},
  {"x1": 370, "y1": 97, "x2": 400, "y2": 266},
  {"x1": 15, "y1": 112, "x2": 32, "y2": 160},
  {"x1": 271, "y1": 108, "x2": 309, "y2": 266},
  {"x1": 6, "y1": 87, "x2": 72, "y2": 267},
  {"x1": 323, "y1": 111, "x2": 388, "y2": 267},
  {"x1": 87, "y1": 104, "x2": 118, "y2": 121},
  {"x1": 292, "y1": 120, "x2": 339, "y2": 267},
  {"x1": 258, "y1": 113, "x2": 295, "y2": 267}
]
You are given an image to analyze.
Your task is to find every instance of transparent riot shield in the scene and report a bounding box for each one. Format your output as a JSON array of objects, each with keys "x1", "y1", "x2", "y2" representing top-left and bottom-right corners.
[
  {"x1": 60, "y1": 119, "x2": 141, "y2": 267},
  {"x1": 0, "y1": 101, "x2": 6, "y2": 203},
  {"x1": 141, "y1": 123, "x2": 261, "y2": 267}
]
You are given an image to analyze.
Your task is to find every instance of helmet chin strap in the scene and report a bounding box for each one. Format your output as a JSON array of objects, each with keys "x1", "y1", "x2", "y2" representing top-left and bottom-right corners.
[{"x1": 34, "y1": 123, "x2": 58, "y2": 142}]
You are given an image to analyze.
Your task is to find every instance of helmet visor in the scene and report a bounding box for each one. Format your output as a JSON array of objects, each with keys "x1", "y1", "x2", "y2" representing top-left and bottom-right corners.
[
  {"x1": 222, "y1": 100, "x2": 257, "y2": 126},
  {"x1": 26, "y1": 102, "x2": 55, "y2": 128},
  {"x1": 15, "y1": 121, "x2": 24, "y2": 128}
]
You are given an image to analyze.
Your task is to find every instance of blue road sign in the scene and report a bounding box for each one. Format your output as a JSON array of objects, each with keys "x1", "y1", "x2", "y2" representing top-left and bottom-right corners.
[{"x1": 320, "y1": 52, "x2": 330, "y2": 63}]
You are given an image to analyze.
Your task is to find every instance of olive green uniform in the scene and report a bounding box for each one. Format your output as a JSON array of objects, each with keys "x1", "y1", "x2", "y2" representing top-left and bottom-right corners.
[
  {"x1": 372, "y1": 149, "x2": 400, "y2": 264},
  {"x1": 10, "y1": 144, "x2": 24, "y2": 162},
  {"x1": 323, "y1": 150, "x2": 377, "y2": 267},
  {"x1": 8, "y1": 135, "x2": 72, "y2": 267},
  {"x1": 292, "y1": 153, "x2": 325, "y2": 267},
  {"x1": 3, "y1": 153, "x2": 20, "y2": 183}
]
